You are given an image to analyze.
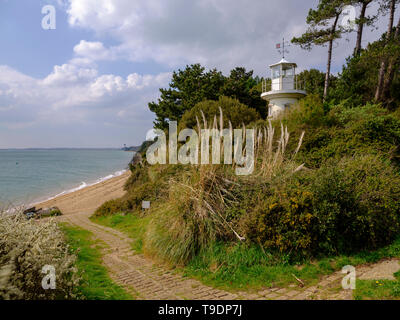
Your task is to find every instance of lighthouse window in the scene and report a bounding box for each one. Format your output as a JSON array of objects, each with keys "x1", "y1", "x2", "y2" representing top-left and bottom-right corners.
[
  {"x1": 282, "y1": 65, "x2": 294, "y2": 77},
  {"x1": 284, "y1": 68, "x2": 294, "y2": 77},
  {"x1": 272, "y1": 66, "x2": 280, "y2": 79}
]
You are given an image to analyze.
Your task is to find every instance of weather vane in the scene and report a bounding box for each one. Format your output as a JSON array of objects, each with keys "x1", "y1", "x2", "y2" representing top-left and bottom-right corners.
[{"x1": 276, "y1": 38, "x2": 290, "y2": 59}]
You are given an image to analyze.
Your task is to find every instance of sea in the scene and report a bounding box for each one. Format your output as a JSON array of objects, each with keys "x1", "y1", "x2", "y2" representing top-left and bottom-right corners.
[{"x1": 0, "y1": 149, "x2": 133, "y2": 207}]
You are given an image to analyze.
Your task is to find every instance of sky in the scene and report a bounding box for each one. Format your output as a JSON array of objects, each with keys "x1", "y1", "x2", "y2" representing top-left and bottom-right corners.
[{"x1": 0, "y1": 0, "x2": 397, "y2": 148}]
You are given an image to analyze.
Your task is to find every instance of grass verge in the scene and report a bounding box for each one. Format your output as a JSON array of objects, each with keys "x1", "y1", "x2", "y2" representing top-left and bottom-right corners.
[
  {"x1": 354, "y1": 277, "x2": 400, "y2": 300},
  {"x1": 60, "y1": 223, "x2": 133, "y2": 300},
  {"x1": 91, "y1": 213, "x2": 400, "y2": 294},
  {"x1": 183, "y1": 239, "x2": 400, "y2": 292}
]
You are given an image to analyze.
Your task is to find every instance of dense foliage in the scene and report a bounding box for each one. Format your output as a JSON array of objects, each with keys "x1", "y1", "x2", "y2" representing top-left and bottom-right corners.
[
  {"x1": 243, "y1": 155, "x2": 400, "y2": 257},
  {"x1": 292, "y1": 103, "x2": 400, "y2": 168},
  {"x1": 179, "y1": 96, "x2": 260, "y2": 130},
  {"x1": 148, "y1": 64, "x2": 266, "y2": 129},
  {"x1": 331, "y1": 35, "x2": 400, "y2": 109}
]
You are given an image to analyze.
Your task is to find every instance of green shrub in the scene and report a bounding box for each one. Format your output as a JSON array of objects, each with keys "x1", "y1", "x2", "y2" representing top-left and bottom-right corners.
[
  {"x1": 242, "y1": 155, "x2": 400, "y2": 258},
  {"x1": 297, "y1": 104, "x2": 400, "y2": 168},
  {"x1": 179, "y1": 96, "x2": 260, "y2": 130},
  {"x1": 311, "y1": 155, "x2": 400, "y2": 254},
  {"x1": 241, "y1": 180, "x2": 315, "y2": 257},
  {"x1": 95, "y1": 199, "x2": 127, "y2": 217},
  {"x1": 285, "y1": 94, "x2": 325, "y2": 127},
  {"x1": 50, "y1": 208, "x2": 62, "y2": 217},
  {"x1": 95, "y1": 164, "x2": 183, "y2": 217}
]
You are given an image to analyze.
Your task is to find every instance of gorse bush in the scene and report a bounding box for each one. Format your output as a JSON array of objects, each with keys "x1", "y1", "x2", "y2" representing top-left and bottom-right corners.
[
  {"x1": 95, "y1": 199, "x2": 127, "y2": 217},
  {"x1": 0, "y1": 213, "x2": 79, "y2": 300},
  {"x1": 295, "y1": 104, "x2": 400, "y2": 168},
  {"x1": 242, "y1": 155, "x2": 400, "y2": 258},
  {"x1": 310, "y1": 155, "x2": 400, "y2": 253}
]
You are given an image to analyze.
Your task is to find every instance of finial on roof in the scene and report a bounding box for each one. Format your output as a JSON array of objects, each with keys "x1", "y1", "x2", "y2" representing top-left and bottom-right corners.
[{"x1": 276, "y1": 38, "x2": 290, "y2": 59}]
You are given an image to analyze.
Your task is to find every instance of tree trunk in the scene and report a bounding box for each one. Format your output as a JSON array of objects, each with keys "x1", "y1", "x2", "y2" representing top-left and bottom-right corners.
[
  {"x1": 382, "y1": 16, "x2": 400, "y2": 102},
  {"x1": 323, "y1": 13, "x2": 340, "y2": 102},
  {"x1": 375, "y1": 60, "x2": 388, "y2": 101},
  {"x1": 375, "y1": 0, "x2": 396, "y2": 102},
  {"x1": 355, "y1": 2, "x2": 368, "y2": 56}
]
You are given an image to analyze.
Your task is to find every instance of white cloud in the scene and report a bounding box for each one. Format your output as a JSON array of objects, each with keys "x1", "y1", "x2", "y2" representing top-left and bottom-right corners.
[
  {"x1": 0, "y1": 63, "x2": 170, "y2": 141},
  {"x1": 65, "y1": 0, "x2": 395, "y2": 75},
  {"x1": 66, "y1": 0, "x2": 310, "y2": 71},
  {"x1": 73, "y1": 40, "x2": 115, "y2": 61},
  {"x1": 42, "y1": 63, "x2": 98, "y2": 86}
]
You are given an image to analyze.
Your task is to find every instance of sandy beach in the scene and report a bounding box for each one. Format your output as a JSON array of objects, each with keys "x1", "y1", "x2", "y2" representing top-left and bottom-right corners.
[{"x1": 35, "y1": 171, "x2": 130, "y2": 216}]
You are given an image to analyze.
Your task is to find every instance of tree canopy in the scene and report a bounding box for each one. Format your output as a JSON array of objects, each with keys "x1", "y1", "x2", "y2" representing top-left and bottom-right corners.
[
  {"x1": 148, "y1": 64, "x2": 267, "y2": 129},
  {"x1": 148, "y1": 64, "x2": 225, "y2": 130},
  {"x1": 292, "y1": 0, "x2": 348, "y2": 101}
]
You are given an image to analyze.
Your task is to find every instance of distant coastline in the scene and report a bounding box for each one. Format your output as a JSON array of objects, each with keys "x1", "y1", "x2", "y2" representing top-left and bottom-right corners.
[{"x1": 121, "y1": 145, "x2": 141, "y2": 152}]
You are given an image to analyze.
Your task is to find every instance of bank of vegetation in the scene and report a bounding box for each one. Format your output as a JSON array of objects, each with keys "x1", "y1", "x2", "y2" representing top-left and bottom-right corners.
[{"x1": 93, "y1": 0, "x2": 400, "y2": 298}]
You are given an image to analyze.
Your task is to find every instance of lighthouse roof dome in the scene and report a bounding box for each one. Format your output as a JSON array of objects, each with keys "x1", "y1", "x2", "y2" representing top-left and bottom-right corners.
[{"x1": 269, "y1": 58, "x2": 297, "y2": 68}]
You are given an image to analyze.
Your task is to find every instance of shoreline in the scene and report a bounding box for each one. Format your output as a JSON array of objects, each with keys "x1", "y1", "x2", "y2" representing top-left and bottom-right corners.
[
  {"x1": 35, "y1": 170, "x2": 130, "y2": 216},
  {"x1": 31, "y1": 169, "x2": 128, "y2": 207}
]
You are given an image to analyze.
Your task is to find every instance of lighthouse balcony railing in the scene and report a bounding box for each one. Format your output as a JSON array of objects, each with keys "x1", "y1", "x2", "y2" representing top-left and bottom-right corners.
[{"x1": 262, "y1": 78, "x2": 306, "y2": 93}]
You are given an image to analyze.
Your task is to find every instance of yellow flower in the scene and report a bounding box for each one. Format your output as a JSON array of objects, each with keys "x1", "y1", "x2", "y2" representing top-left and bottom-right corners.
[{"x1": 269, "y1": 203, "x2": 278, "y2": 210}]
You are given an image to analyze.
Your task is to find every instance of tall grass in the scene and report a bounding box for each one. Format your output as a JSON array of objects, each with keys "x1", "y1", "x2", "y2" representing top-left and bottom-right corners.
[
  {"x1": 144, "y1": 108, "x2": 306, "y2": 265},
  {"x1": 254, "y1": 121, "x2": 305, "y2": 178}
]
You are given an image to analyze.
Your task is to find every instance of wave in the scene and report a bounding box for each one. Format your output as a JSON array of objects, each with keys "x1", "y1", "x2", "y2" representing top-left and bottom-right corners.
[{"x1": 30, "y1": 169, "x2": 127, "y2": 206}]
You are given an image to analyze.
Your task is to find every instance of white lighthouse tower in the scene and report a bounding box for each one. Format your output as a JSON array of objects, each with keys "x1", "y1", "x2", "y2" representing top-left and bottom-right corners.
[{"x1": 261, "y1": 58, "x2": 306, "y2": 118}]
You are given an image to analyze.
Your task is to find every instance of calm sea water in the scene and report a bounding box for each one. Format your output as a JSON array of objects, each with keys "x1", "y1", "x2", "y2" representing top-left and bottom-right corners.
[{"x1": 0, "y1": 149, "x2": 133, "y2": 206}]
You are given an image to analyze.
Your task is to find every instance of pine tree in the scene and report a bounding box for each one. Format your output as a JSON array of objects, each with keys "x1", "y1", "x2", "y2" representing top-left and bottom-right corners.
[
  {"x1": 292, "y1": 0, "x2": 348, "y2": 101},
  {"x1": 148, "y1": 64, "x2": 225, "y2": 130}
]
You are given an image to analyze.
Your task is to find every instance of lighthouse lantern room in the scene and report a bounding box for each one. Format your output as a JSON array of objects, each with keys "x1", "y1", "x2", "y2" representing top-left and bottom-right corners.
[{"x1": 261, "y1": 58, "x2": 306, "y2": 118}]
